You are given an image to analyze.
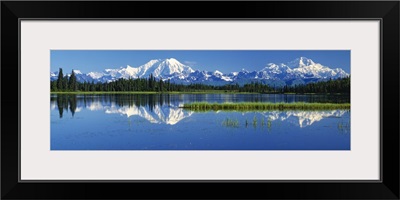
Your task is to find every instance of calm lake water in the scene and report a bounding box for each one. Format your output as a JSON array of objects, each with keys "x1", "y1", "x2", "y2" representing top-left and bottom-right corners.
[{"x1": 51, "y1": 94, "x2": 350, "y2": 150}]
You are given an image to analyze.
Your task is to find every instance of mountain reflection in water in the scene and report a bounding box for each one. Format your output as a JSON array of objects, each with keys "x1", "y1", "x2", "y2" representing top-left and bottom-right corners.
[
  {"x1": 51, "y1": 94, "x2": 349, "y2": 128},
  {"x1": 51, "y1": 94, "x2": 350, "y2": 150}
]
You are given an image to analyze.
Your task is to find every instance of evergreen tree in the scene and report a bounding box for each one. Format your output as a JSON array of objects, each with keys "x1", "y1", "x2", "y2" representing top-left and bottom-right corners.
[
  {"x1": 159, "y1": 79, "x2": 164, "y2": 92},
  {"x1": 63, "y1": 76, "x2": 69, "y2": 91},
  {"x1": 68, "y1": 70, "x2": 77, "y2": 91},
  {"x1": 57, "y1": 68, "x2": 64, "y2": 90},
  {"x1": 51, "y1": 81, "x2": 58, "y2": 91}
]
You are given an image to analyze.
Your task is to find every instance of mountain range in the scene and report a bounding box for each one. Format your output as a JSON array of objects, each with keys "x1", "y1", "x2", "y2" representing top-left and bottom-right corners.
[{"x1": 50, "y1": 57, "x2": 349, "y2": 86}]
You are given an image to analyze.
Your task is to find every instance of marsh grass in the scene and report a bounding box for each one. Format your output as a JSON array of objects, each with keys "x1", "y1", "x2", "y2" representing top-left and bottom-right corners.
[
  {"x1": 267, "y1": 118, "x2": 272, "y2": 131},
  {"x1": 252, "y1": 116, "x2": 258, "y2": 128},
  {"x1": 222, "y1": 118, "x2": 239, "y2": 128},
  {"x1": 182, "y1": 102, "x2": 350, "y2": 111}
]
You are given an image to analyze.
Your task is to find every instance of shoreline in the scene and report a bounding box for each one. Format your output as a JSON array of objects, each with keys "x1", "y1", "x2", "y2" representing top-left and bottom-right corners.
[{"x1": 181, "y1": 102, "x2": 351, "y2": 111}]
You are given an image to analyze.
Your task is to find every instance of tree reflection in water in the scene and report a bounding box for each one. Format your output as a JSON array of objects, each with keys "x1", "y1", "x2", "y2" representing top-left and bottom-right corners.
[
  {"x1": 51, "y1": 94, "x2": 350, "y2": 130},
  {"x1": 51, "y1": 94, "x2": 172, "y2": 118}
]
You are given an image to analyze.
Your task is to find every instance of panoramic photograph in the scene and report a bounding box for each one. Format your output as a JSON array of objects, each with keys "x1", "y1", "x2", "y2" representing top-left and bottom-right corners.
[{"x1": 50, "y1": 50, "x2": 350, "y2": 150}]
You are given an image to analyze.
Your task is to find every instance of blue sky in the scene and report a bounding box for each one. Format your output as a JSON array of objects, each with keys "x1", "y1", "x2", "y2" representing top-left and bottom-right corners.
[{"x1": 51, "y1": 50, "x2": 350, "y2": 74}]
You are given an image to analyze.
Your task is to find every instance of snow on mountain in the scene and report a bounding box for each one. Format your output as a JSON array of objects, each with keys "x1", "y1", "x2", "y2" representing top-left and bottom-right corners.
[
  {"x1": 212, "y1": 70, "x2": 232, "y2": 81},
  {"x1": 153, "y1": 58, "x2": 194, "y2": 78},
  {"x1": 213, "y1": 70, "x2": 223, "y2": 77},
  {"x1": 261, "y1": 110, "x2": 348, "y2": 128},
  {"x1": 287, "y1": 57, "x2": 316, "y2": 68},
  {"x1": 229, "y1": 72, "x2": 239, "y2": 76},
  {"x1": 50, "y1": 57, "x2": 349, "y2": 86},
  {"x1": 258, "y1": 63, "x2": 292, "y2": 80},
  {"x1": 50, "y1": 72, "x2": 58, "y2": 81},
  {"x1": 73, "y1": 70, "x2": 83, "y2": 74},
  {"x1": 287, "y1": 57, "x2": 348, "y2": 80},
  {"x1": 87, "y1": 72, "x2": 103, "y2": 79},
  {"x1": 110, "y1": 58, "x2": 195, "y2": 80}
]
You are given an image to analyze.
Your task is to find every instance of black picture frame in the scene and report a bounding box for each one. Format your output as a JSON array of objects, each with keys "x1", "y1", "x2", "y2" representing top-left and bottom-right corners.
[{"x1": 2, "y1": 1, "x2": 399, "y2": 199}]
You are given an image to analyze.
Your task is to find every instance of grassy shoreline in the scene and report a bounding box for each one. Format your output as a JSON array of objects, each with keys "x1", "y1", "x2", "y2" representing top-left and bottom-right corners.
[{"x1": 181, "y1": 102, "x2": 350, "y2": 111}]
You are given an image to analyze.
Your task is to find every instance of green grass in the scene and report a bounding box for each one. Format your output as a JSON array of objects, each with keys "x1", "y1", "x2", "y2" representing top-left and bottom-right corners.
[
  {"x1": 181, "y1": 102, "x2": 350, "y2": 111},
  {"x1": 222, "y1": 118, "x2": 240, "y2": 128},
  {"x1": 253, "y1": 116, "x2": 258, "y2": 126}
]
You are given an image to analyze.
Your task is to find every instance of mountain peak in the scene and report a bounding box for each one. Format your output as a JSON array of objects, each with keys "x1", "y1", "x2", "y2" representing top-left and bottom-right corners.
[
  {"x1": 165, "y1": 57, "x2": 179, "y2": 62},
  {"x1": 299, "y1": 56, "x2": 309, "y2": 60},
  {"x1": 134, "y1": 58, "x2": 195, "y2": 78},
  {"x1": 145, "y1": 59, "x2": 162, "y2": 65},
  {"x1": 162, "y1": 58, "x2": 184, "y2": 66},
  {"x1": 299, "y1": 57, "x2": 315, "y2": 66},
  {"x1": 73, "y1": 69, "x2": 83, "y2": 74},
  {"x1": 287, "y1": 57, "x2": 316, "y2": 68}
]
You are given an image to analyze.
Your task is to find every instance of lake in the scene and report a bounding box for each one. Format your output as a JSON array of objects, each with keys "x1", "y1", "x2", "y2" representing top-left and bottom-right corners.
[{"x1": 51, "y1": 94, "x2": 350, "y2": 150}]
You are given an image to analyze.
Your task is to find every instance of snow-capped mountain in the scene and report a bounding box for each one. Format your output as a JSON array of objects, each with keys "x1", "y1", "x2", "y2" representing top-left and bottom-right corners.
[
  {"x1": 51, "y1": 57, "x2": 349, "y2": 86},
  {"x1": 104, "y1": 58, "x2": 195, "y2": 80}
]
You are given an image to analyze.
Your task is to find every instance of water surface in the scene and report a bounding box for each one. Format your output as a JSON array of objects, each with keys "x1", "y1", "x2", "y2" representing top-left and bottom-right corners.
[{"x1": 51, "y1": 94, "x2": 350, "y2": 150}]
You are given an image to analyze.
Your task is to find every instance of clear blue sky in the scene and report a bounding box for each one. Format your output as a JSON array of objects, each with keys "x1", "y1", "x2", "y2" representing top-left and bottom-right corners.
[{"x1": 51, "y1": 50, "x2": 350, "y2": 74}]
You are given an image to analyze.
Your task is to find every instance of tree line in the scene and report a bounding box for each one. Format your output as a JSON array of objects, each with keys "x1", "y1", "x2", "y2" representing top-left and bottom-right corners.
[
  {"x1": 51, "y1": 68, "x2": 350, "y2": 94},
  {"x1": 279, "y1": 77, "x2": 350, "y2": 94}
]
